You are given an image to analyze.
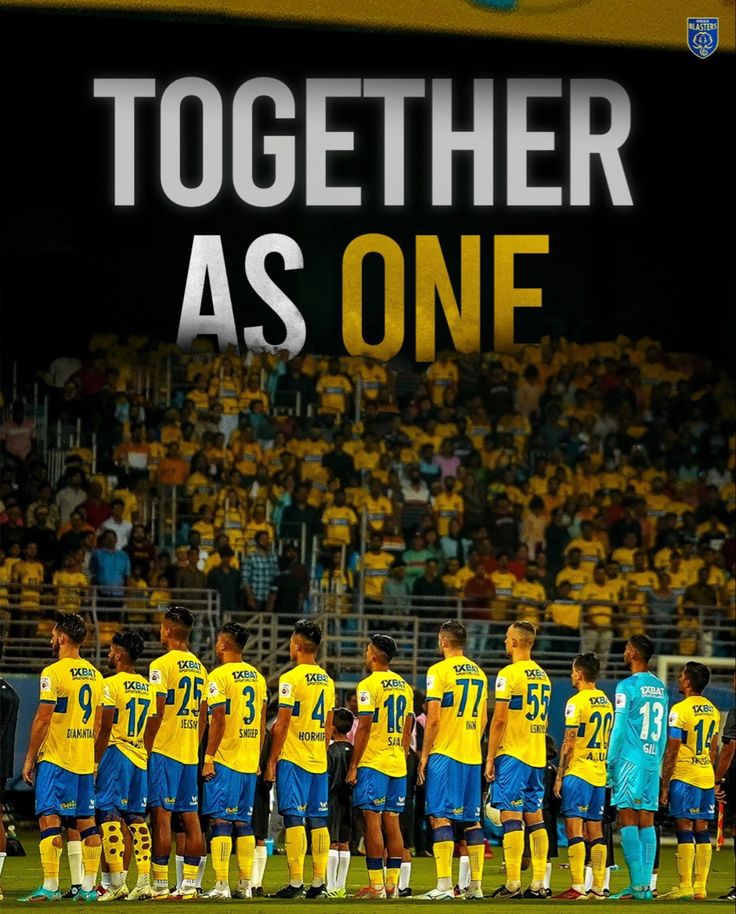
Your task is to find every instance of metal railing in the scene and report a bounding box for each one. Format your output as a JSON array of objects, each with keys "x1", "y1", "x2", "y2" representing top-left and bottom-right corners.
[{"x1": 0, "y1": 585, "x2": 220, "y2": 672}]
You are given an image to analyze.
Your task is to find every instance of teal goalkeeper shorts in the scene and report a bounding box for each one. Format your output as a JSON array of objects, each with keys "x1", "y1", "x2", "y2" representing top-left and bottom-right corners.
[{"x1": 610, "y1": 759, "x2": 659, "y2": 812}]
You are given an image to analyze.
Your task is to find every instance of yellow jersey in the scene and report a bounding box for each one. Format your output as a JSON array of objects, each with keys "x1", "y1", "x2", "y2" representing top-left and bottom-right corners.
[
  {"x1": 356, "y1": 670, "x2": 414, "y2": 778},
  {"x1": 555, "y1": 567, "x2": 589, "y2": 595},
  {"x1": 363, "y1": 495, "x2": 393, "y2": 532},
  {"x1": 278, "y1": 663, "x2": 336, "y2": 774},
  {"x1": 316, "y1": 374, "x2": 352, "y2": 414},
  {"x1": 669, "y1": 696, "x2": 720, "y2": 790},
  {"x1": 38, "y1": 658, "x2": 103, "y2": 774},
  {"x1": 565, "y1": 538, "x2": 606, "y2": 579},
  {"x1": 433, "y1": 492, "x2": 464, "y2": 537},
  {"x1": 53, "y1": 570, "x2": 89, "y2": 610},
  {"x1": 426, "y1": 656, "x2": 488, "y2": 765},
  {"x1": 563, "y1": 688, "x2": 613, "y2": 787},
  {"x1": 206, "y1": 661, "x2": 267, "y2": 774},
  {"x1": 322, "y1": 505, "x2": 358, "y2": 546},
  {"x1": 102, "y1": 672, "x2": 155, "y2": 770},
  {"x1": 149, "y1": 649, "x2": 206, "y2": 765},
  {"x1": 513, "y1": 580, "x2": 546, "y2": 626},
  {"x1": 16, "y1": 559, "x2": 45, "y2": 609},
  {"x1": 360, "y1": 551, "x2": 395, "y2": 600},
  {"x1": 495, "y1": 659, "x2": 551, "y2": 769},
  {"x1": 580, "y1": 582, "x2": 619, "y2": 628}
]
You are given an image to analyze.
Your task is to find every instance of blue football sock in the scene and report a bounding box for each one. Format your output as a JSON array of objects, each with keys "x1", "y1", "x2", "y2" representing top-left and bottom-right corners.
[
  {"x1": 620, "y1": 825, "x2": 644, "y2": 890},
  {"x1": 639, "y1": 826, "x2": 657, "y2": 890}
]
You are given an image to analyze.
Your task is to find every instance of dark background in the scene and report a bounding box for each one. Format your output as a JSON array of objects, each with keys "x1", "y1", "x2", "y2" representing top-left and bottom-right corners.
[{"x1": 1, "y1": 8, "x2": 733, "y2": 377}]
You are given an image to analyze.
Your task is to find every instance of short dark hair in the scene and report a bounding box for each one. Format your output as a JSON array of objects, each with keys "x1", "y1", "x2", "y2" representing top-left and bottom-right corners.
[
  {"x1": 628, "y1": 633, "x2": 654, "y2": 663},
  {"x1": 573, "y1": 652, "x2": 600, "y2": 682},
  {"x1": 439, "y1": 619, "x2": 466, "y2": 647},
  {"x1": 682, "y1": 661, "x2": 711, "y2": 694},
  {"x1": 165, "y1": 605, "x2": 194, "y2": 634},
  {"x1": 219, "y1": 622, "x2": 250, "y2": 650},
  {"x1": 369, "y1": 633, "x2": 397, "y2": 661},
  {"x1": 293, "y1": 618, "x2": 322, "y2": 651},
  {"x1": 55, "y1": 612, "x2": 87, "y2": 645},
  {"x1": 112, "y1": 629, "x2": 145, "y2": 662},
  {"x1": 333, "y1": 707, "x2": 354, "y2": 735}
]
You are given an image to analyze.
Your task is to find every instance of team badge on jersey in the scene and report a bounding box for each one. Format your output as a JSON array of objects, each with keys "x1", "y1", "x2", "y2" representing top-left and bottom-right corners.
[{"x1": 687, "y1": 18, "x2": 718, "y2": 58}]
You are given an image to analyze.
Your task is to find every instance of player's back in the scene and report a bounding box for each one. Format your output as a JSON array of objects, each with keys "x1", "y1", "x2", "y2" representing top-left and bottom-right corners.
[
  {"x1": 102, "y1": 671, "x2": 154, "y2": 769},
  {"x1": 670, "y1": 694, "x2": 720, "y2": 789},
  {"x1": 149, "y1": 648, "x2": 206, "y2": 765},
  {"x1": 426, "y1": 655, "x2": 487, "y2": 765},
  {"x1": 356, "y1": 669, "x2": 414, "y2": 777},
  {"x1": 38, "y1": 657, "x2": 103, "y2": 774},
  {"x1": 614, "y1": 671, "x2": 668, "y2": 769},
  {"x1": 495, "y1": 658, "x2": 551, "y2": 769},
  {"x1": 565, "y1": 688, "x2": 613, "y2": 786},
  {"x1": 206, "y1": 660, "x2": 266, "y2": 774},
  {"x1": 279, "y1": 663, "x2": 335, "y2": 773}
]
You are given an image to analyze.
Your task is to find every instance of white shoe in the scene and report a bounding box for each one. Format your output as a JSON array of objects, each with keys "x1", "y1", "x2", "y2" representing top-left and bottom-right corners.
[
  {"x1": 150, "y1": 884, "x2": 171, "y2": 901},
  {"x1": 202, "y1": 885, "x2": 232, "y2": 899},
  {"x1": 462, "y1": 886, "x2": 484, "y2": 900},
  {"x1": 125, "y1": 883, "x2": 153, "y2": 901},
  {"x1": 412, "y1": 888, "x2": 455, "y2": 900},
  {"x1": 232, "y1": 879, "x2": 252, "y2": 899}
]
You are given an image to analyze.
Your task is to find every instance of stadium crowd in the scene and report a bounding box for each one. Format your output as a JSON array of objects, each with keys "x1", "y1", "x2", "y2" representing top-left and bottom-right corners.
[{"x1": 0, "y1": 335, "x2": 733, "y2": 663}]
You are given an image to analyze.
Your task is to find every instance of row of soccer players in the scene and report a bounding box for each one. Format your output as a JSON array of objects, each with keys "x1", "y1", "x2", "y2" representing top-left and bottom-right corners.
[{"x1": 15, "y1": 607, "x2": 723, "y2": 901}]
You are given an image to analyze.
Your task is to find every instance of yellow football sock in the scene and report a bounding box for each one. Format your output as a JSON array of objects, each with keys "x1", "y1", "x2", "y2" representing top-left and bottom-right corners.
[
  {"x1": 285, "y1": 825, "x2": 307, "y2": 886},
  {"x1": 368, "y1": 859, "x2": 385, "y2": 888},
  {"x1": 568, "y1": 838, "x2": 586, "y2": 890},
  {"x1": 81, "y1": 839, "x2": 102, "y2": 881},
  {"x1": 385, "y1": 857, "x2": 401, "y2": 890},
  {"x1": 128, "y1": 822, "x2": 152, "y2": 877},
  {"x1": 503, "y1": 826, "x2": 524, "y2": 887},
  {"x1": 100, "y1": 821, "x2": 125, "y2": 874},
  {"x1": 529, "y1": 825, "x2": 549, "y2": 887},
  {"x1": 590, "y1": 840, "x2": 607, "y2": 892},
  {"x1": 433, "y1": 841, "x2": 454, "y2": 882},
  {"x1": 468, "y1": 842, "x2": 485, "y2": 883},
  {"x1": 182, "y1": 862, "x2": 199, "y2": 886},
  {"x1": 676, "y1": 839, "x2": 694, "y2": 891},
  {"x1": 310, "y1": 827, "x2": 330, "y2": 884},
  {"x1": 39, "y1": 834, "x2": 62, "y2": 889},
  {"x1": 236, "y1": 835, "x2": 256, "y2": 880},
  {"x1": 152, "y1": 862, "x2": 169, "y2": 885},
  {"x1": 210, "y1": 835, "x2": 232, "y2": 884},
  {"x1": 693, "y1": 838, "x2": 712, "y2": 893}
]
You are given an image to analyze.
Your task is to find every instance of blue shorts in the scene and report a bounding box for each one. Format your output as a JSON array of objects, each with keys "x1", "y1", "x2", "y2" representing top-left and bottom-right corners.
[
  {"x1": 669, "y1": 780, "x2": 716, "y2": 821},
  {"x1": 35, "y1": 761, "x2": 95, "y2": 819},
  {"x1": 353, "y1": 768, "x2": 406, "y2": 814},
  {"x1": 277, "y1": 760, "x2": 328, "y2": 819},
  {"x1": 492, "y1": 755, "x2": 544, "y2": 814},
  {"x1": 148, "y1": 753, "x2": 199, "y2": 813},
  {"x1": 425, "y1": 755, "x2": 481, "y2": 822},
  {"x1": 203, "y1": 764, "x2": 257, "y2": 821},
  {"x1": 96, "y1": 746, "x2": 148, "y2": 816},
  {"x1": 610, "y1": 759, "x2": 659, "y2": 812},
  {"x1": 561, "y1": 775, "x2": 605, "y2": 821}
]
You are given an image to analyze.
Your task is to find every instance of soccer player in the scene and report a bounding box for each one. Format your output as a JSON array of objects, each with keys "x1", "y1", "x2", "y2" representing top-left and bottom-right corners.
[
  {"x1": 606, "y1": 634, "x2": 668, "y2": 900},
  {"x1": 486, "y1": 620, "x2": 551, "y2": 899},
  {"x1": 201, "y1": 622, "x2": 267, "y2": 899},
  {"x1": 143, "y1": 606, "x2": 207, "y2": 900},
  {"x1": 659, "y1": 661, "x2": 720, "y2": 900},
  {"x1": 346, "y1": 634, "x2": 415, "y2": 899},
  {"x1": 94, "y1": 629, "x2": 155, "y2": 901},
  {"x1": 20, "y1": 613, "x2": 104, "y2": 902},
  {"x1": 553, "y1": 652, "x2": 613, "y2": 899},
  {"x1": 418, "y1": 620, "x2": 488, "y2": 901},
  {"x1": 265, "y1": 619, "x2": 335, "y2": 899},
  {"x1": 326, "y1": 707, "x2": 355, "y2": 898}
]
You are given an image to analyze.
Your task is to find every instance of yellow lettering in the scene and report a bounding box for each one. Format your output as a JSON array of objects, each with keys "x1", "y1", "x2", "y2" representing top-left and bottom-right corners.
[{"x1": 493, "y1": 235, "x2": 549, "y2": 352}]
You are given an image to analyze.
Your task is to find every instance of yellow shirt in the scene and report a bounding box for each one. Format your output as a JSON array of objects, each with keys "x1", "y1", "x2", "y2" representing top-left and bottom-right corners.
[
  {"x1": 53, "y1": 570, "x2": 89, "y2": 610},
  {"x1": 16, "y1": 560, "x2": 45, "y2": 609},
  {"x1": 433, "y1": 492, "x2": 464, "y2": 536},
  {"x1": 360, "y1": 551, "x2": 395, "y2": 600},
  {"x1": 427, "y1": 361, "x2": 458, "y2": 406},
  {"x1": 234, "y1": 443, "x2": 263, "y2": 478},
  {"x1": 669, "y1": 696, "x2": 720, "y2": 789},
  {"x1": 490, "y1": 571, "x2": 518, "y2": 620},
  {"x1": 277, "y1": 664, "x2": 336, "y2": 774},
  {"x1": 565, "y1": 538, "x2": 606, "y2": 579},
  {"x1": 513, "y1": 580, "x2": 546, "y2": 626},
  {"x1": 555, "y1": 567, "x2": 589, "y2": 596},
  {"x1": 611, "y1": 547, "x2": 636, "y2": 576},
  {"x1": 316, "y1": 374, "x2": 352, "y2": 414},
  {"x1": 627, "y1": 570, "x2": 659, "y2": 603},
  {"x1": 102, "y1": 672, "x2": 155, "y2": 770},
  {"x1": 549, "y1": 599, "x2": 582, "y2": 629},
  {"x1": 495, "y1": 659, "x2": 551, "y2": 769},
  {"x1": 563, "y1": 689, "x2": 613, "y2": 787},
  {"x1": 580, "y1": 582, "x2": 619, "y2": 628},
  {"x1": 192, "y1": 520, "x2": 216, "y2": 551},
  {"x1": 149, "y1": 650, "x2": 206, "y2": 765},
  {"x1": 300, "y1": 440, "x2": 332, "y2": 480},
  {"x1": 356, "y1": 363, "x2": 387, "y2": 400},
  {"x1": 0, "y1": 563, "x2": 11, "y2": 607},
  {"x1": 363, "y1": 495, "x2": 393, "y2": 532},
  {"x1": 356, "y1": 670, "x2": 414, "y2": 777},
  {"x1": 426, "y1": 656, "x2": 488, "y2": 765},
  {"x1": 322, "y1": 505, "x2": 357, "y2": 546},
  {"x1": 206, "y1": 661, "x2": 267, "y2": 774},
  {"x1": 37, "y1": 658, "x2": 103, "y2": 774}
]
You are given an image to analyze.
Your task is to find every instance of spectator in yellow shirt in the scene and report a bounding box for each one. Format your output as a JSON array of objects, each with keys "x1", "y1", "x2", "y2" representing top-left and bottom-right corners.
[
  {"x1": 316, "y1": 358, "x2": 353, "y2": 416},
  {"x1": 432, "y1": 477, "x2": 464, "y2": 537}
]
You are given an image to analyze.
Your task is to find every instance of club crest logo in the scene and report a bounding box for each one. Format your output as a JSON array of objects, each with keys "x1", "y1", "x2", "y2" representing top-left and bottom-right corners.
[{"x1": 687, "y1": 18, "x2": 718, "y2": 58}]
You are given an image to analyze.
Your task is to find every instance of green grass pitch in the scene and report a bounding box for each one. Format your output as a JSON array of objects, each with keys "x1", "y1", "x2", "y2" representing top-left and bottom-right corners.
[{"x1": 1, "y1": 832, "x2": 734, "y2": 911}]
